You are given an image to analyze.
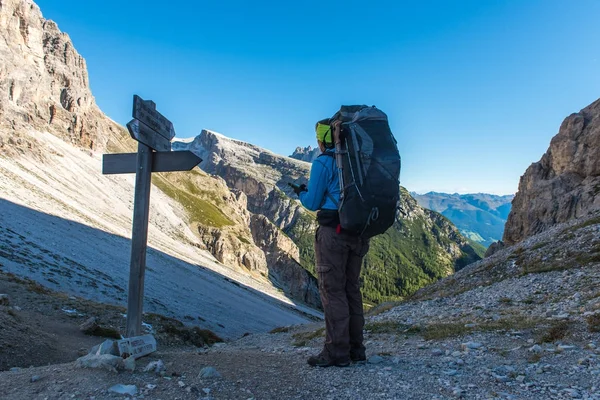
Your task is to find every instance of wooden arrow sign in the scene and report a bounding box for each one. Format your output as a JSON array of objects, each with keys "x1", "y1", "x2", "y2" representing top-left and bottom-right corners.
[
  {"x1": 103, "y1": 151, "x2": 202, "y2": 175},
  {"x1": 133, "y1": 95, "x2": 176, "y2": 140},
  {"x1": 127, "y1": 119, "x2": 171, "y2": 152}
]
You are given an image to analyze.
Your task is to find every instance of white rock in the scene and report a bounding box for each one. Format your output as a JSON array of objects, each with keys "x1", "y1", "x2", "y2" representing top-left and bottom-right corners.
[
  {"x1": 461, "y1": 342, "x2": 483, "y2": 351},
  {"x1": 529, "y1": 345, "x2": 543, "y2": 353},
  {"x1": 198, "y1": 366, "x2": 221, "y2": 378},
  {"x1": 75, "y1": 354, "x2": 124, "y2": 372},
  {"x1": 143, "y1": 360, "x2": 165, "y2": 373},
  {"x1": 108, "y1": 384, "x2": 137, "y2": 396}
]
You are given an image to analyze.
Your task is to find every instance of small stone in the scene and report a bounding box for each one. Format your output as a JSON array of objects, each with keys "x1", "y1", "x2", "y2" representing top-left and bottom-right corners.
[
  {"x1": 198, "y1": 367, "x2": 221, "y2": 379},
  {"x1": 516, "y1": 375, "x2": 526, "y2": 383},
  {"x1": 143, "y1": 360, "x2": 165, "y2": 374},
  {"x1": 451, "y1": 351, "x2": 462, "y2": 357},
  {"x1": 462, "y1": 342, "x2": 483, "y2": 351},
  {"x1": 431, "y1": 349, "x2": 444, "y2": 356},
  {"x1": 203, "y1": 388, "x2": 211, "y2": 394},
  {"x1": 79, "y1": 317, "x2": 98, "y2": 334},
  {"x1": 30, "y1": 375, "x2": 41, "y2": 383},
  {"x1": 557, "y1": 345, "x2": 577, "y2": 351},
  {"x1": 9, "y1": 367, "x2": 20, "y2": 372},
  {"x1": 368, "y1": 355, "x2": 384, "y2": 364},
  {"x1": 493, "y1": 373, "x2": 511, "y2": 383},
  {"x1": 562, "y1": 388, "x2": 581, "y2": 398},
  {"x1": 0, "y1": 294, "x2": 10, "y2": 306},
  {"x1": 146, "y1": 384, "x2": 156, "y2": 390},
  {"x1": 529, "y1": 345, "x2": 542, "y2": 353},
  {"x1": 108, "y1": 384, "x2": 137, "y2": 396},
  {"x1": 178, "y1": 381, "x2": 185, "y2": 388},
  {"x1": 443, "y1": 369, "x2": 458, "y2": 376}
]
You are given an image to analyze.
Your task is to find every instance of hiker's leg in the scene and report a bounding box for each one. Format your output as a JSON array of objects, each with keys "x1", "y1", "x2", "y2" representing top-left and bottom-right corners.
[
  {"x1": 347, "y1": 238, "x2": 369, "y2": 359},
  {"x1": 314, "y1": 226, "x2": 350, "y2": 361}
]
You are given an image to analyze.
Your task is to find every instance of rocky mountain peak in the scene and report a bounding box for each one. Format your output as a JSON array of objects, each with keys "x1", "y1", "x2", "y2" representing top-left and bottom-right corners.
[
  {"x1": 0, "y1": 0, "x2": 119, "y2": 153},
  {"x1": 289, "y1": 145, "x2": 321, "y2": 163},
  {"x1": 503, "y1": 98, "x2": 600, "y2": 245}
]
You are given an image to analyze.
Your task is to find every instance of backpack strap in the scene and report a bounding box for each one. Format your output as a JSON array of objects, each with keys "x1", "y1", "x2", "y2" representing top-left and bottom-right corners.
[{"x1": 317, "y1": 153, "x2": 339, "y2": 207}]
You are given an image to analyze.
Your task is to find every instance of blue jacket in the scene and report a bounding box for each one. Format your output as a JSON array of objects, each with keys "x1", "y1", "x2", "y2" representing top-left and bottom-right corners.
[{"x1": 299, "y1": 150, "x2": 340, "y2": 211}]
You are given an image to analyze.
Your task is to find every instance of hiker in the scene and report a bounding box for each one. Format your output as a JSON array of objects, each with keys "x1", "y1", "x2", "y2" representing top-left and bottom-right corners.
[{"x1": 291, "y1": 119, "x2": 370, "y2": 367}]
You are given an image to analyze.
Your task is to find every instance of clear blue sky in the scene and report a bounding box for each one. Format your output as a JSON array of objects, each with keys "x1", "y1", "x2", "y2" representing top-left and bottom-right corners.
[{"x1": 35, "y1": 0, "x2": 600, "y2": 195}]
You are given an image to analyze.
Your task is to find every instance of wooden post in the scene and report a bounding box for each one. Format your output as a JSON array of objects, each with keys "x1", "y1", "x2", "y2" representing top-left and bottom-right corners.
[{"x1": 126, "y1": 142, "x2": 153, "y2": 337}]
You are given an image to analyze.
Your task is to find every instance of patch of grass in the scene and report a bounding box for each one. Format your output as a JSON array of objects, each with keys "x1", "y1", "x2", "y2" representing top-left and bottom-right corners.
[
  {"x1": 269, "y1": 326, "x2": 291, "y2": 334},
  {"x1": 586, "y1": 314, "x2": 600, "y2": 333},
  {"x1": 570, "y1": 216, "x2": 600, "y2": 231},
  {"x1": 418, "y1": 316, "x2": 544, "y2": 341},
  {"x1": 161, "y1": 324, "x2": 223, "y2": 347},
  {"x1": 153, "y1": 176, "x2": 233, "y2": 228},
  {"x1": 521, "y1": 296, "x2": 536, "y2": 305},
  {"x1": 531, "y1": 241, "x2": 549, "y2": 251},
  {"x1": 27, "y1": 281, "x2": 51, "y2": 295},
  {"x1": 366, "y1": 301, "x2": 404, "y2": 317},
  {"x1": 575, "y1": 253, "x2": 600, "y2": 266},
  {"x1": 85, "y1": 326, "x2": 121, "y2": 340},
  {"x1": 522, "y1": 260, "x2": 571, "y2": 275},
  {"x1": 498, "y1": 297, "x2": 512, "y2": 304},
  {"x1": 237, "y1": 235, "x2": 252, "y2": 245},
  {"x1": 291, "y1": 328, "x2": 325, "y2": 347},
  {"x1": 422, "y1": 323, "x2": 468, "y2": 340},
  {"x1": 540, "y1": 321, "x2": 570, "y2": 343},
  {"x1": 145, "y1": 313, "x2": 223, "y2": 346}
]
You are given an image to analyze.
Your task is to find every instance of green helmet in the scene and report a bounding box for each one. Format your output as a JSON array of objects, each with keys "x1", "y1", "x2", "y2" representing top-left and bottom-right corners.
[{"x1": 315, "y1": 118, "x2": 333, "y2": 147}]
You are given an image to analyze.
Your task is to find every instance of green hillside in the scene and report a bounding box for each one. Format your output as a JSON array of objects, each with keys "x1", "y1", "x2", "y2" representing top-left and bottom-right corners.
[{"x1": 412, "y1": 192, "x2": 514, "y2": 247}]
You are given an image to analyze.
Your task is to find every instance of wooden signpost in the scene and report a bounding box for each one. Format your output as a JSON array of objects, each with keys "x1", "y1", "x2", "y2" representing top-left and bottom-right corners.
[{"x1": 102, "y1": 95, "x2": 202, "y2": 339}]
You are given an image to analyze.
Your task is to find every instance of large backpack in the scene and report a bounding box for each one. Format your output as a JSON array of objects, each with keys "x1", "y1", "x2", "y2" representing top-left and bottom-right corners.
[{"x1": 329, "y1": 105, "x2": 401, "y2": 238}]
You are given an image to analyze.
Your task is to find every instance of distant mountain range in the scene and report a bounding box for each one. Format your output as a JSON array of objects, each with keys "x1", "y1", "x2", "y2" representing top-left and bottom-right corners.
[{"x1": 411, "y1": 192, "x2": 514, "y2": 247}]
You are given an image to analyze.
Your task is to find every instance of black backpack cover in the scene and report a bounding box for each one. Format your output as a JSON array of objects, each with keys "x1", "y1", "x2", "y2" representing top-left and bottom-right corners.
[{"x1": 331, "y1": 105, "x2": 401, "y2": 238}]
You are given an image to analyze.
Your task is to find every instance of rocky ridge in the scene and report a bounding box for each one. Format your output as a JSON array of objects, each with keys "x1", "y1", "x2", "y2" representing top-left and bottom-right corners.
[
  {"x1": 289, "y1": 145, "x2": 321, "y2": 163},
  {"x1": 504, "y1": 98, "x2": 600, "y2": 245},
  {"x1": 175, "y1": 132, "x2": 482, "y2": 304}
]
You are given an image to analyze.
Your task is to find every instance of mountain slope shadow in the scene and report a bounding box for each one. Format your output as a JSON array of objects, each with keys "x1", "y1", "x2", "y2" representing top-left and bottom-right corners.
[{"x1": 0, "y1": 199, "x2": 316, "y2": 340}]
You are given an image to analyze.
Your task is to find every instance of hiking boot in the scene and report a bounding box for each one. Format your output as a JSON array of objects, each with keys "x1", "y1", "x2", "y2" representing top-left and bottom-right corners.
[
  {"x1": 307, "y1": 351, "x2": 350, "y2": 368},
  {"x1": 350, "y1": 351, "x2": 366, "y2": 363}
]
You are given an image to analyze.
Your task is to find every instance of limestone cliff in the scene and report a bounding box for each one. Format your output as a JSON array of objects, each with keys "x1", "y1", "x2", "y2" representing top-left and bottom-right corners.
[
  {"x1": 0, "y1": 0, "x2": 121, "y2": 154},
  {"x1": 504, "y1": 98, "x2": 600, "y2": 245}
]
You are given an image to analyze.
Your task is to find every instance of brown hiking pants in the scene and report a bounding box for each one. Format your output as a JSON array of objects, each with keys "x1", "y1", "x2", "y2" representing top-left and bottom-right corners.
[{"x1": 314, "y1": 225, "x2": 370, "y2": 361}]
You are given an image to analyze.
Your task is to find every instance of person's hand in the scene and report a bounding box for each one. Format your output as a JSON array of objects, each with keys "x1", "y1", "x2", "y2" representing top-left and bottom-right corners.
[{"x1": 288, "y1": 183, "x2": 307, "y2": 196}]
